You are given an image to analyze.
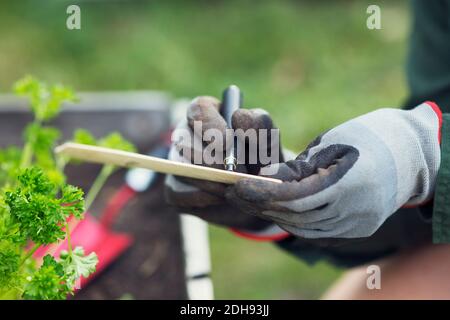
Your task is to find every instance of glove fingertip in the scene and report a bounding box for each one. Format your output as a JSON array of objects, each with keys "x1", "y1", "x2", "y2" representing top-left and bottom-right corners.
[
  {"x1": 189, "y1": 96, "x2": 221, "y2": 112},
  {"x1": 232, "y1": 108, "x2": 273, "y2": 131}
]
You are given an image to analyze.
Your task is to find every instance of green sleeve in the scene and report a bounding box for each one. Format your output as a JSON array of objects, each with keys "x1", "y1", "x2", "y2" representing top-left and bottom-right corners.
[
  {"x1": 406, "y1": 0, "x2": 450, "y2": 243},
  {"x1": 406, "y1": 0, "x2": 450, "y2": 111},
  {"x1": 433, "y1": 114, "x2": 450, "y2": 243}
]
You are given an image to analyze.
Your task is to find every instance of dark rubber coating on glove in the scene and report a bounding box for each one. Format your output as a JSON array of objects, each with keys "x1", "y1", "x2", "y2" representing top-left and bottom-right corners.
[{"x1": 232, "y1": 144, "x2": 360, "y2": 203}]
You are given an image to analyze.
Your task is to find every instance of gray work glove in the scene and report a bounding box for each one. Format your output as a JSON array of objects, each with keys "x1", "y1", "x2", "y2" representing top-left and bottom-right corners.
[
  {"x1": 165, "y1": 96, "x2": 285, "y2": 231},
  {"x1": 227, "y1": 102, "x2": 442, "y2": 239}
]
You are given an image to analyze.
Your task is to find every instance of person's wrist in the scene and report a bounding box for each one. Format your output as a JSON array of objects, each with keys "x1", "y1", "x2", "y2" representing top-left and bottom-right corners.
[
  {"x1": 402, "y1": 102, "x2": 442, "y2": 206},
  {"x1": 229, "y1": 223, "x2": 290, "y2": 242}
]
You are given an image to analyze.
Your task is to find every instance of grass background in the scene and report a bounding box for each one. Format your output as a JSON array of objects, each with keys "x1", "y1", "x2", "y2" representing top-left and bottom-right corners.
[{"x1": 0, "y1": 0, "x2": 409, "y2": 299}]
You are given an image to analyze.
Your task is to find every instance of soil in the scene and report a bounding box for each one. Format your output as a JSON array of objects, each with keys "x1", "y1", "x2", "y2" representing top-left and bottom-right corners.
[{"x1": 70, "y1": 165, "x2": 187, "y2": 300}]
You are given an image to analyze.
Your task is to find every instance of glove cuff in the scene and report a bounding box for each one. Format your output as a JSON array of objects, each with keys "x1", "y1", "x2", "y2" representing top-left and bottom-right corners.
[
  {"x1": 424, "y1": 101, "x2": 443, "y2": 143},
  {"x1": 229, "y1": 224, "x2": 290, "y2": 242},
  {"x1": 402, "y1": 101, "x2": 442, "y2": 206},
  {"x1": 345, "y1": 102, "x2": 441, "y2": 209}
]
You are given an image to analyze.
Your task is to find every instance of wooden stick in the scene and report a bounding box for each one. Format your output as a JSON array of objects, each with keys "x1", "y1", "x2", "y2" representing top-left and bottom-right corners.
[{"x1": 55, "y1": 142, "x2": 282, "y2": 185}]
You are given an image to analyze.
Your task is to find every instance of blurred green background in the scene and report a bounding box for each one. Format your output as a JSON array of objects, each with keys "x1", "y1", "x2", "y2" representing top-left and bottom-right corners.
[{"x1": 0, "y1": 0, "x2": 410, "y2": 299}]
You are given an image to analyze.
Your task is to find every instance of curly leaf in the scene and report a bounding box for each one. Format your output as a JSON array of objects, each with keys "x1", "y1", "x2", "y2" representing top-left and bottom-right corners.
[
  {"x1": 99, "y1": 132, "x2": 136, "y2": 153},
  {"x1": 5, "y1": 167, "x2": 84, "y2": 245},
  {"x1": 0, "y1": 241, "x2": 21, "y2": 289},
  {"x1": 0, "y1": 147, "x2": 21, "y2": 186},
  {"x1": 59, "y1": 185, "x2": 85, "y2": 219},
  {"x1": 24, "y1": 124, "x2": 61, "y2": 170},
  {"x1": 14, "y1": 75, "x2": 77, "y2": 121},
  {"x1": 60, "y1": 247, "x2": 98, "y2": 289},
  {"x1": 73, "y1": 129, "x2": 97, "y2": 146},
  {"x1": 22, "y1": 255, "x2": 69, "y2": 300}
]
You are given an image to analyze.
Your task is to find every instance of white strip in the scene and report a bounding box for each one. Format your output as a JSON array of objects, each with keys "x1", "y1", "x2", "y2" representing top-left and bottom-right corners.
[{"x1": 180, "y1": 214, "x2": 214, "y2": 300}]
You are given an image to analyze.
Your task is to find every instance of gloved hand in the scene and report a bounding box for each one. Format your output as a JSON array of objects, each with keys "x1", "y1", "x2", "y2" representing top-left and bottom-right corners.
[
  {"x1": 227, "y1": 102, "x2": 442, "y2": 239},
  {"x1": 165, "y1": 96, "x2": 286, "y2": 231}
]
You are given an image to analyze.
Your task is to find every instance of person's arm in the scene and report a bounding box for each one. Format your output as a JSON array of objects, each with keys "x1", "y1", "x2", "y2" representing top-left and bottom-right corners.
[
  {"x1": 431, "y1": 111, "x2": 450, "y2": 242},
  {"x1": 405, "y1": 0, "x2": 450, "y2": 242}
]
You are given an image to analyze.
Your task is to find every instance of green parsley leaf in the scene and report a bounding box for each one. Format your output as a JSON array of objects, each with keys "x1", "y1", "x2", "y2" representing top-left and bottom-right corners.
[
  {"x1": 0, "y1": 146, "x2": 21, "y2": 187},
  {"x1": 60, "y1": 247, "x2": 98, "y2": 289},
  {"x1": 5, "y1": 167, "x2": 84, "y2": 245},
  {"x1": 99, "y1": 132, "x2": 136, "y2": 153},
  {"x1": 0, "y1": 241, "x2": 21, "y2": 289},
  {"x1": 14, "y1": 76, "x2": 77, "y2": 122},
  {"x1": 22, "y1": 255, "x2": 69, "y2": 300},
  {"x1": 73, "y1": 129, "x2": 97, "y2": 146}
]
